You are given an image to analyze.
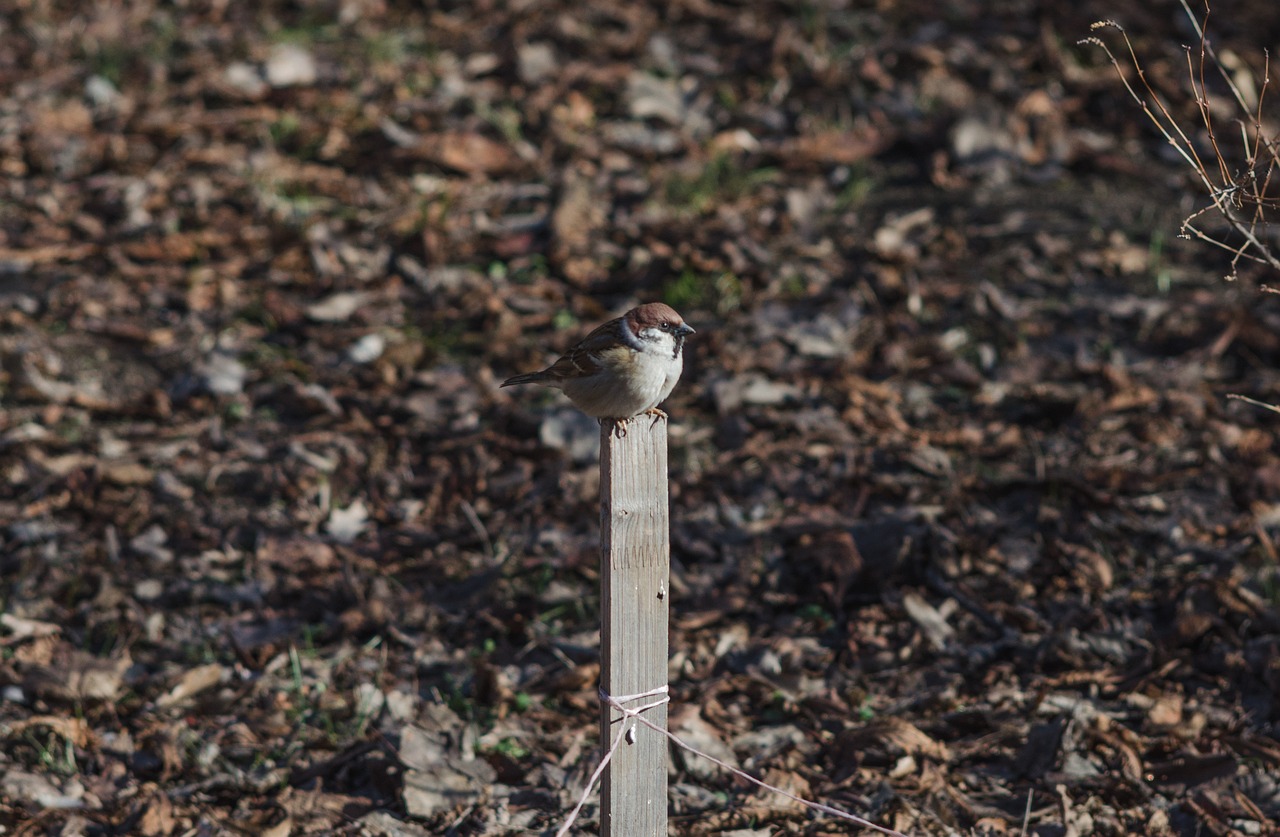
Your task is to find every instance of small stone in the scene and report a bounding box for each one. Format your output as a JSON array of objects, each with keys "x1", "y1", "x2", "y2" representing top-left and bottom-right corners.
[
  {"x1": 326, "y1": 499, "x2": 369, "y2": 544},
  {"x1": 265, "y1": 44, "x2": 317, "y2": 87},
  {"x1": 199, "y1": 352, "x2": 247, "y2": 396},
  {"x1": 517, "y1": 43, "x2": 557, "y2": 85},
  {"x1": 348, "y1": 333, "x2": 386, "y2": 364},
  {"x1": 84, "y1": 75, "x2": 121, "y2": 108},
  {"x1": 225, "y1": 62, "x2": 267, "y2": 97},
  {"x1": 307, "y1": 291, "x2": 369, "y2": 323},
  {"x1": 135, "y1": 579, "x2": 163, "y2": 602}
]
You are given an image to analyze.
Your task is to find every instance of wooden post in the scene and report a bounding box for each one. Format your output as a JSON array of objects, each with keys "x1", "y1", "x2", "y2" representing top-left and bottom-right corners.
[{"x1": 599, "y1": 416, "x2": 670, "y2": 836}]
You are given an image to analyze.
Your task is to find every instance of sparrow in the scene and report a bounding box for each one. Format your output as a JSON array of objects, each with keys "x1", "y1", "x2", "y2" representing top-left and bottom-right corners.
[{"x1": 501, "y1": 303, "x2": 695, "y2": 420}]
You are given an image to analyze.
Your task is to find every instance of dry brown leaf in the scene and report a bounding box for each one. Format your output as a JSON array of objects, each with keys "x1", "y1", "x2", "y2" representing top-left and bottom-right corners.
[
  {"x1": 0, "y1": 613, "x2": 62, "y2": 643},
  {"x1": 100, "y1": 461, "x2": 154, "y2": 486},
  {"x1": 425, "y1": 131, "x2": 518, "y2": 175},
  {"x1": 901, "y1": 591, "x2": 955, "y2": 651},
  {"x1": 6, "y1": 715, "x2": 93, "y2": 748},
  {"x1": 843, "y1": 717, "x2": 952, "y2": 763},
  {"x1": 262, "y1": 814, "x2": 293, "y2": 837},
  {"x1": 156, "y1": 663, "x2": 225, "y2": 708},
  {"x1": 551, "y1": 170, "x2": 605, "y2": 285},
  {"x1": 138, "y1": 790, "x2": 176, "y2": 837},
  {"x1": 1147, "y1": 693, "x2": 1184, "y2": 729},
  {"x1": 1058, "y1": 542, "x2": 1114, "y2": 593},
  {"x1": 779, "y1": 128, "x2": 893, "y2": 166},
  {"x1": 24, "y1": 647, "x2": 131, "y2": 703}
]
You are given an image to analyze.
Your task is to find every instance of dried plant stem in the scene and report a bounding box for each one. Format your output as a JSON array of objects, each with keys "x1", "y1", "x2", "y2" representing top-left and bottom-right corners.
[{"x1": 1082, "y1": 2, "x2": 1280, "y2": 278}]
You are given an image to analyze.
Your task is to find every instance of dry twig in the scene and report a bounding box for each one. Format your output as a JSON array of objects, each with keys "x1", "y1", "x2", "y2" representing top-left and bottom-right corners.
[{"x1": 1082, "y1": 1, "x2": 1280, "y2": 278}]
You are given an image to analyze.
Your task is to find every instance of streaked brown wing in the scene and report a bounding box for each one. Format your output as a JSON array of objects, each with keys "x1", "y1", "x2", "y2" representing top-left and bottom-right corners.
[
  {"x1": 541, "y1": 342, "x2": 606, "y2": 380},
  {"x1": 540, "y1": 317, "x2": 626, "y2": 380},
  {"x1": 575, "y1": 316, "x2": 627, "y2": 350}
]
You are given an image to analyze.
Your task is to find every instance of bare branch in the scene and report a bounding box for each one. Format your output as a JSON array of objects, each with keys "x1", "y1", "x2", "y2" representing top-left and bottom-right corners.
[{"x1": 1084, "y1": 3, "x2": 1280, "y2": 277}]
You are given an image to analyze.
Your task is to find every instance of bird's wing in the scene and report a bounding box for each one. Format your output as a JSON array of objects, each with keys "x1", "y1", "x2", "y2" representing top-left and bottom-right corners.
[
  {"x1": 540, "y1": 343, "x2": 606, "y2": 380},
  {"x1": 540, "y1": 318, "x2": 629, "y2": 380}
]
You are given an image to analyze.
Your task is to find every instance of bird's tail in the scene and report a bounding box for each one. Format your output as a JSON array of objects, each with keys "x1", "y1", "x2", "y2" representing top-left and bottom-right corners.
[{"x1": 501, "y1": 372, "x2": 546, "y2": 387}]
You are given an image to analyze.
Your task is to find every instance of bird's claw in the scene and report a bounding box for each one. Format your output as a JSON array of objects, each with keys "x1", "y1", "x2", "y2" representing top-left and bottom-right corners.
[
  {"x1": 601, "y1": 409, "x2": 666, "y2": 438},
  {"x1": 602, "y1": 417, "x2": 628, "y2": 438},
  {"x1": 644, "y1": 408, "x2": 667, "y2": 428}
]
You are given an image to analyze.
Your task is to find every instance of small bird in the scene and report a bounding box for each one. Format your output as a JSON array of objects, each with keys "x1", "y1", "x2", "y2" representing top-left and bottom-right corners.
[{"x1": 501, "y1": 303, "x2": 695, "y2": 420}]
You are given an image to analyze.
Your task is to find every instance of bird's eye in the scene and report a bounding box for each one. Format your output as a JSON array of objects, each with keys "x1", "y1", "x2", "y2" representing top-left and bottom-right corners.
[{"x1": 660, "y1": 322, "x2": 670, "y2": 330}]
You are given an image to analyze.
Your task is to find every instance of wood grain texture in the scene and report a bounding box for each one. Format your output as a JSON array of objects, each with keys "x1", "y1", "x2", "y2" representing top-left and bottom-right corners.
[{"x1": 599, "y1": 416, "x2": 670, "y2": 836}]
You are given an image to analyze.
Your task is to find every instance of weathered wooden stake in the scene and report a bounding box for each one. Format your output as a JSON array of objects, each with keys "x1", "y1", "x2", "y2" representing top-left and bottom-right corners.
[{"x1": 599, "y1": 416, "x2": 670, "y2": 837}]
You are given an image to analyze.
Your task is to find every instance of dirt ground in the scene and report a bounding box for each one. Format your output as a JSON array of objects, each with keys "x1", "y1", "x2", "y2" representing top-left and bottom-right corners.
[{"x1": 3, "y1": 0, "x2": 1280, "y2": 834}]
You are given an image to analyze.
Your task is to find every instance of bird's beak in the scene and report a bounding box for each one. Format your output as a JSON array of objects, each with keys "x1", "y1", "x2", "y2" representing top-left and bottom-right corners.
[{"x1": 676, "y1": 323, "x2": 695, "y2": 337}]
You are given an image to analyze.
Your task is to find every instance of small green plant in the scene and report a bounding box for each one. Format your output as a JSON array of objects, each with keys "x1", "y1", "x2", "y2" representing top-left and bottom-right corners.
[
  {"x1": 273, "y1": 19, "x2": 339, "y2": 47},
  {"x1": 530, "y1": 565, "x2": 556, "y2": 595},
  {"x1": 538, "y1": 600, "x2": 587, "y2": 626},
  {"x1": 27, "y1": 729, "x2": 78, "y2": 776},
  {"x1": 349, "y1": 694, "x2": 379, "y2": 739},
  {"x1": 423, "y1": 320, "x2": 468, "y2": 359},
  {"x1": 714, "y1": 83, "x2": 739, "y2": 110},
  {"x1": 274, "y1": 180, "x2": 328, "y2": 212},
  {"x1": 88, "y1": 42, "x2": 131, "y2": 86},
  {"x1": 362, "y1": 30, "x2": 412, "y2": 64},
  {"x1": 52, "y1": 412, "x2": 89, "y2": 444},
  {"x1": 285, "y1": 645, "x2": 310, "y2": 725},
  {"x1": 552, "y1": 309, "x2": 578, "y2": 332},
  {"x1": 180, "y1": 640, "x2": 221, "y2": 666},
  {"x1": 663, "y1": 154, "x2": 778, "y2": 215},
  {"x1": 797, "y1": 602, "x2": 833, "y2": 628},
  {"x1": 1262, "y1": 573, "x2": 1280, "y2": 606},
  {"x1": 269, "y1": 113, "x2": 301, "y2": 147},
  {"x1": 663, "y1": 269, "x2": 743, "y2": 315},
  {"x1": 144, "y1": 14, "x2": 181, "y2": 66},
  {"x1": 1150, "y1": 229, "x2": 1173, "y2": 293},
  {"x1": 857, "y1": 699, "x2": 875, "y2": 722},
  {"x1": 409, "y1": 191, "x2": 455, "y2": 236},
  {"x1": 475, "y1": 102, "x2": 525, "y2": 146},
  {"x1": 509, "y1": 254, "x2": 550, "y2": 286},
  {"x1": 444, "y1": 677, "x2": 474, "y2": 719},
  {"x1": 489, "y1": 737, "x2": 529, "y2": 759},
  {"x1": 300, "y1": 623, "x2": 325, "y2": 656},
  {"x1": 834, "y1": 163, "x2": 876, "y2": 210},
  {"x1": 779, "y1": 273, "x2": 808, "y2": 299},
  {"x1": 237, "y1": 298, "x2": 277, "y2": 329}
]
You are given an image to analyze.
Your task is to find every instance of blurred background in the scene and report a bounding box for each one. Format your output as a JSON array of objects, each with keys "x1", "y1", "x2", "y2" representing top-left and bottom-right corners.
[{"x1": 2, "y1": 0, "x2": 1280, "y2": 834}]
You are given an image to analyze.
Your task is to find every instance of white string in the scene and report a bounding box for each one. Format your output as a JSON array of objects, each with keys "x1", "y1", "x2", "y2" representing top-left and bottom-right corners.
[
  {"x1": 555, "y1": 685, "x2": 911, "y2": 837},
  {"x1": 554, "y1": 685, "x2": 670, "y2": 837}
]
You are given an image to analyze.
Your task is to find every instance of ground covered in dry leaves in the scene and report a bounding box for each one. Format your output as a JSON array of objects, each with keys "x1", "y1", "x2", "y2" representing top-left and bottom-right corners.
[{"x1": 3, "y1": 1, "x2": 1280, "y2": 835}]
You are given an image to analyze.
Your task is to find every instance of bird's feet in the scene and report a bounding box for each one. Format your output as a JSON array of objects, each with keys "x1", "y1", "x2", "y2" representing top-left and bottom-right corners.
[
  {"x1": 602, "y1": 417, "x2": 629, "y2": 438},
  {"x1": 600, "y1": 410, "x2": 666, "y2": 438},
  {"x1": 644, "y1": 408, "x2": 667, "y2": 428}
]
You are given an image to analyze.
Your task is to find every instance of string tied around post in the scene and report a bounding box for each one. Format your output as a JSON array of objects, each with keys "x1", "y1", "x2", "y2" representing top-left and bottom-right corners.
[{"x1": 555, "y1": 685, "x2": 910, "y2": 837}]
